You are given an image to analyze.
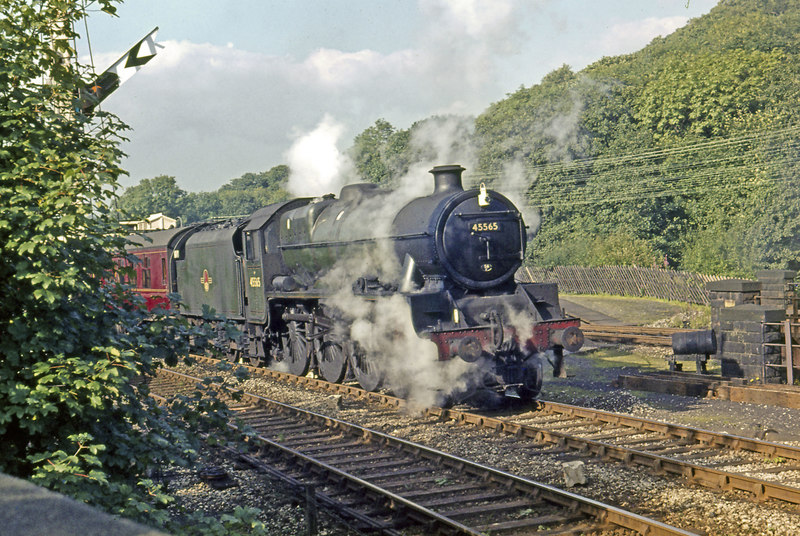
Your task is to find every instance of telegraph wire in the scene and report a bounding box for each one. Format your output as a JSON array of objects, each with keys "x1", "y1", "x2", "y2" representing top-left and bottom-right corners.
[{"x1": 464, "y1": 125, "x2": 800, "y2": 208}]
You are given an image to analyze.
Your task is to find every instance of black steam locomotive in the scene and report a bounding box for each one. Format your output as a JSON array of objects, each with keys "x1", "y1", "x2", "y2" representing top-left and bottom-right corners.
[{"x1": 123, "y1": 165, "x2": 583, "y2": 404}]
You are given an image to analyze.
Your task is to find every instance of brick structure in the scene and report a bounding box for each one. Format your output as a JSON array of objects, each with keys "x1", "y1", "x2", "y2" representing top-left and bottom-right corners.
[
  {"x1": 716, "y1": 305, "x2": 785, "y2": 380},
  {"x1": 706, "y1": 279, "x2": 760, "y2": 332},
  {"x1": 706, "y1": 277, "x2": 791, "y2": 382}
]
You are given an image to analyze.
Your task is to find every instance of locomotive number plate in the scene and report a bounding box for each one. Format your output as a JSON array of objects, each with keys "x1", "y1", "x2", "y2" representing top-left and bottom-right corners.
[
  {"x1": 249, "y1": 276, "x2": 262, "y2": 288},
  {"x1": 471, "y1": 221, "x2": 500, "y2": 232}
]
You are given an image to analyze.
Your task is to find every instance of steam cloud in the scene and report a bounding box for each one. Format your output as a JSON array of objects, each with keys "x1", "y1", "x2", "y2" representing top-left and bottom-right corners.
[
  {"x1": 496, "y1": 159, "x2": 542, "y2": 241},
  {"x1": 285, "y1": 114, "x2": 355, "y2": 197},
  {"x1": 282, "y1": 109, "x2": 567, "y2": 406}
]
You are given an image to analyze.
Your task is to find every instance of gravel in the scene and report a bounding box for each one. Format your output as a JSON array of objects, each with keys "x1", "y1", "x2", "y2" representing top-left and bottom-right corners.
[
  {"x1": 162, "y1": 445, "x2": 354, "y2": 535},
  {"x1": 163, "y1": 347, "x2": 800, "y2": 536}
]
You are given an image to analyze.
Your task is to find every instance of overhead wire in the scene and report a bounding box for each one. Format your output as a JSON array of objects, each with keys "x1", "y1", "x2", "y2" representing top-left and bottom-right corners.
[{"x1": 467, "y1": 125, "x2": 800, "y2": 208}]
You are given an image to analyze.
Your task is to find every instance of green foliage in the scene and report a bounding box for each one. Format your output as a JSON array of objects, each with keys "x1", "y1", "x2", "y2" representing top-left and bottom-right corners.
[
  {"x1": 115, "y1": 175, "x2": 187, "y2": 220},
  {"x1": 350, "y1": 118, "x2": 397, "y2": 184},
  {"x1": 348, "y1": 115, "x2": 477, "y2": 188},
  {"x1": 120, "y1": 165, "x2": 290, "y2": 223},
  {"x1": 179, "y1": 507, "x2": 268, "y2": 536},
  {"x1": 634, "y1": 49, "x2": 785, "y2": 139},
  {"x1": 0, "y1": 1, "x2": 248, "y2": 531},
  {"x1": 533, "y1": 230, "x2": 661, "y2": 268},
  {"x1": 468, "y1": 1, "x2": 800, "y2": 275}
]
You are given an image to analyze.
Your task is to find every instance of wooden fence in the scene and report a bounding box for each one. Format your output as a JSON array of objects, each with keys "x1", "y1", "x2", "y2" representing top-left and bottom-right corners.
[{"x1": 518, "y1": 265, "x2": 726, "y2": 305}]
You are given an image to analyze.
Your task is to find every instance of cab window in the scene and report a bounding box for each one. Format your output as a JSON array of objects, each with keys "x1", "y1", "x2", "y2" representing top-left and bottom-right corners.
[{"x1": 245, "y1": 232, "x2": 255, "y2": 260}]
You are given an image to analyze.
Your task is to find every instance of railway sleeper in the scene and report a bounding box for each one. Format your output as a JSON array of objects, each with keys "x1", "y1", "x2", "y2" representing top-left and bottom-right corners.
[
  {"x1": 377, "y1": 474, "x2": 457, "y2": 490},
  {"x1": 399, "y1": 482, "x2": 484, "y2": 500},
  {"x1": 419, "y1": 491, "x2": 515, "y2": 509},
  {"x1": 256, "y1": 422, "x2": 317, "y2": 434},
  {"x1": 436, "y1": 498, "x2": 539, "y2": 519},
  {"x1": 358, "y1": 465, "x2": 435, "y2": 480},
  {"x1": 314, "y1": 451, "x2": 398, "y2": 466},
  {"x1": 299, "y1": 440, "x2": 365, "y2": 454},
  {"x1": 475, "y1": 512, "x2": 589, "y2": 534},
  {"x1": 279, "y1": 429, "x2": 338, "y2": 441},
  {"x1": 311, "y1": 446, "x2": 381, "y2": 461},
  {"x1": 338, "y1": 458, "x2": 418, "y2": 474},
  {"x1": 234, "y1": 411, "x2": 291, "y2": 424},
  {"x1": 587, "y1": 428, "x2": 645, "y2": 441}
]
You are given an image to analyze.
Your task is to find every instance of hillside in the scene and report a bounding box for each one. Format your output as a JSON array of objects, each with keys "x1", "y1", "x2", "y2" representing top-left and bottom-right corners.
[
  {"x1": 476, "y1": 0, "x2": 800, "y2": 277},
  {"x1": 352, "y1": 0, "x2": 800, "y2": 277}
]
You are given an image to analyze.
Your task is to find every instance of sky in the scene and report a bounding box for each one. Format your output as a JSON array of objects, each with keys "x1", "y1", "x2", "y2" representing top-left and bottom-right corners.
[{"x1": 79, "y1": 0, "x2": 719, "y2": 193}]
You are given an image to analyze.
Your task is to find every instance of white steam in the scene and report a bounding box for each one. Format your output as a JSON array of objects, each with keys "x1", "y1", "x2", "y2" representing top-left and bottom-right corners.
[
  {"x1": 496, "y1": 159, "x2": 541, "y2": 240},
  {"x1": 324, "y1": 269, "x2": 479, "y2": 409},
  {"x1": 285, "y1": 114, "x2": 355, "y2": 197},
  {"x1": 283, "y1": 114, "x2": 503, "y2": 407}
]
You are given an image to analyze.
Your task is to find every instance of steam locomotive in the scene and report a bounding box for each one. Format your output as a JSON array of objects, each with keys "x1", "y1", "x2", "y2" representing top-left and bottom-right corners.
[{"x1": 121, "y1": 165, "x2": 583, "y2": 404}]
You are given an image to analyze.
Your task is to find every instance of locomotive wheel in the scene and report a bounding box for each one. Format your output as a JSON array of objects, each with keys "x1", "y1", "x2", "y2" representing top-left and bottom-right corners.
[
  {"x1": 286, "y1": 320, "x2": 310, "y2": 376},
  {"x1": 318, "y1": 340, "x2": 347, "y2": 383},
  {"x1": 349, "y1": 344, "x2": 383, "y2": 392}
]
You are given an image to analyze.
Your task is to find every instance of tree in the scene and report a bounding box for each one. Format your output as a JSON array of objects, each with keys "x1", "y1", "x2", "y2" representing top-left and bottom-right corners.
[
  {"x1": 634, "y1": 49, "x2": 785, "y2": 140},
  {"x1": 119, "y1": 165, "x2": 291, "y2": 223},
  {"x1": 350, "y1": 118, "x2": 397, "y2": 184},
  {"x1": 115, "y1": 174, "x2": 187, "y2": 220},
  {"x1": 0, "y1": 1, "x2": 240, "y2": 529}
]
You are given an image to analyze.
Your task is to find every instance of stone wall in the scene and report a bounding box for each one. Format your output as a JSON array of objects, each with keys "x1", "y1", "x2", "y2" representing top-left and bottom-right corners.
[
  {"x1": 715, "y1": 305, "x2": 784, "y2": 380},
  {"x1": 706, "y1": 271, "x2": 796, "y2": 382},
  {"x1": 756, "y1": 269, "x2": 796, "y2": 309}
]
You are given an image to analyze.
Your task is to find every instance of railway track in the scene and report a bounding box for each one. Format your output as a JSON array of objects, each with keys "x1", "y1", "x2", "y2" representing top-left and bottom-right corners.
[
  {"x1": 580, "y1": 325, "x2": 692, "y2": 346},
  {"x1": 479, "y1": 401, "x2": 800, "y2": 505},
  {"x1": 182, "y1": 356, "x2": 800, "y2": 508},
  {"x1": 150, "y1": 367, "x2": 696, "y2": 535}
]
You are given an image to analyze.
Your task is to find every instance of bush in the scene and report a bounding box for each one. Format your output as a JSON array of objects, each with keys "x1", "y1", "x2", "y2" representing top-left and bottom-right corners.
[{"x1": 0, "y1": 1, "x2": 246, "y2": 530}]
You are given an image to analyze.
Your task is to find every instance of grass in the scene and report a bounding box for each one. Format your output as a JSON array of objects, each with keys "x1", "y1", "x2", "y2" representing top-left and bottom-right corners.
[
  {"x1": 576, "y1": 347, "x2": 667, "y2": 371},
  {"x1": 541, "y1": 383, "x2": 598, "y2": 399},
  {"x1": 563, "y1": 294, "x2": 711, "y2": 328}
]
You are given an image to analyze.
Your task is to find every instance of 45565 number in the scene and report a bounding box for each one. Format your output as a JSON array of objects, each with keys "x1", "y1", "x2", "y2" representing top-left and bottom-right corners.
[{"x1": 471, "y1": 221, "x2": 499, "y2": 232}]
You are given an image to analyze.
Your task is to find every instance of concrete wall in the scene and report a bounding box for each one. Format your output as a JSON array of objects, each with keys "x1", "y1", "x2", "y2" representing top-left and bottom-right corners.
[{"x1": 0, "y1": 473, "x2": 168, "y2": 536}]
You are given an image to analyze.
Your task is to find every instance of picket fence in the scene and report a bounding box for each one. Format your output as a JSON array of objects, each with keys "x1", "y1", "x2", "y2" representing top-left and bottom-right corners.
[{"x1": 518, "y1": 265, "x2": 726, "y2": 305}]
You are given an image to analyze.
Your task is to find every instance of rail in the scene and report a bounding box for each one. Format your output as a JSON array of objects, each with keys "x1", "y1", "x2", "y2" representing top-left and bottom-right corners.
[
  {"x1": 151, "y1": 367, "x2": 697, "y2": 535},
  {"x1": 581, "y1": 324, "x2": 699, "y2": 346},
  {"x1": 184, "y1": 356, "x2": 800, "y2": 506}
]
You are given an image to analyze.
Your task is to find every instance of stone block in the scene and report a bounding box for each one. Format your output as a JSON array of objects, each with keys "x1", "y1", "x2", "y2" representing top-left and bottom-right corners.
[
  {"x1": 756, "y1": 269, "x2": 796, "y2": 282},
  {"x1": 0, "y1": 473, "x2": 167, "y2": 536},
  {"x1": 720, "y1": 341, "x2": 764, "y2": 357},
  {"x1": 562, "y1": 461, "x2": 586, "y2": 487},
  {"x1": 325, "y1": 394, "x2": 344, "y2": 411},
  {"x1": 719, "y1": 306, "x2": 785, "y2": 323},
  {"x1": 739, "y1": 364, "x2": 765, "y2": 381},
  {"x1": 706, "y1": 279, "x2": 761, "y2": 293},
  {"x1": 729, "y1": 331, "x2": 776, "y2": 344},
  {"x1": 731, "y1": 321, "x2": 765, "y2": 333},
  {"x1": 721, "y1": 358, "x2": 743, "y2": 377}
]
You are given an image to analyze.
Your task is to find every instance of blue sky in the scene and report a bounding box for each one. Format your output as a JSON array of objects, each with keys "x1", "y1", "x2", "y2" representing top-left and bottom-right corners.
[{"x1": 81, "y1": 0, "x2": 719, "y2": 193}]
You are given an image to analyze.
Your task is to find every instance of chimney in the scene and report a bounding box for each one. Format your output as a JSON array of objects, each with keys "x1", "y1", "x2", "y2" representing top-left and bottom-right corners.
[{"x1": 430, "y1": 165, "x2": 465, "y2": 194}]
